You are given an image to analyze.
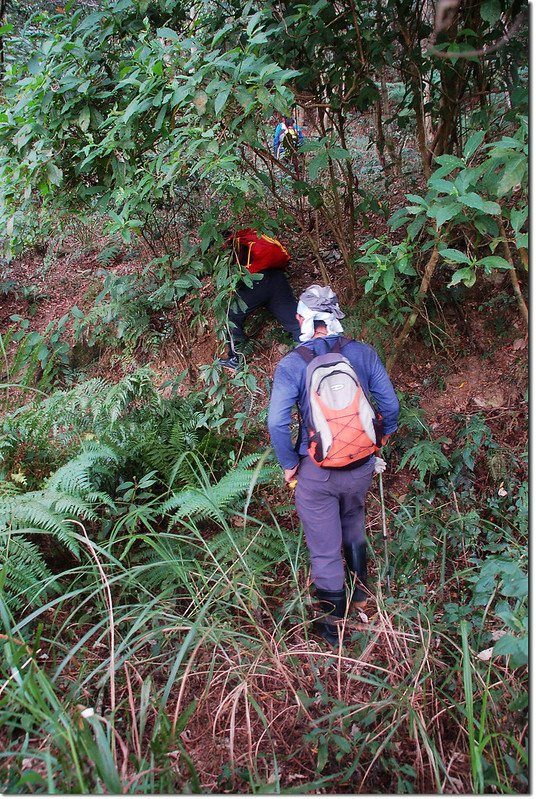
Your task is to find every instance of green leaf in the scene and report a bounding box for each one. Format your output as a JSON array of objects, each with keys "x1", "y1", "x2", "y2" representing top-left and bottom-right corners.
[
  {"x1": 510, "y1": 206, "x2": 527, "y2": 234},
  {"x1": 405, "y1": 194, "x2": 427, "y2": 206},
  {"x1": 480, "y1": 0, "x2": 502, "y2": 25},
  {"x1": 156, "y1": 27, "x2": 179, "y2": 40},
  {"x1": 389, "y1": 209, "x2": 410, "y2": 231},
  {"x1": 439, "y1": 248, "x2": 471, "y2": 264},
  {"x1": 459, "y1": 193, "x2": 501, "y2": 215},
  {"x1": 448, "y1": 267, "x2": 476, "y2": 288},
  {"x1": 428, "y1": 176, "x2": 456, "y2": 194},
  {"x1": 433, "y1": 154, "x2": 465, "y2": 172},
  {"x1": 382, "y1": 267, "x2": 395, "y2": 292},
  {"x1": 474, "y1": 216, "x2": 499, "y2": 237},
  {"x1": 78, "y1": 106, "x2": 91, "y2": 132},
  {"x1": 516, "y1": 232, "x2": 528, "y2": 250},
  {"x1": 429, "y1": 202, "x2": 461, "y2": 227},
  {"x1": 46, "y1": 163, "x2": 63, "y2": 186},
  {"x1": 308, "y1": 152, "x2": 329, "y2": 181},
  {"x1": 214, "y1": 86, "x2": 231, "y2": 116},
  {"x1": 463, "y1": 130, "x2": 485, "y2": 160},
  {"x1": 493, "y1": 634, "x2": 528, "y2": 667},
  {"x1": 476, "y1": 255, "x2": 512, "y2": 271},
  {"x1": 406, "y1": 214, "x2": 425, "y2": 239},
  {"x1": 497, "y1": 156, "x2": 526, "y2": 197}
]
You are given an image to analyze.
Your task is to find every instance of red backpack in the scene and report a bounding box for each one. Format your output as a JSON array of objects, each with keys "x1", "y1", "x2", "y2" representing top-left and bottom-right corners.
[{"x1": 232, "y1": 228, "x2": 290, "y2": 274}]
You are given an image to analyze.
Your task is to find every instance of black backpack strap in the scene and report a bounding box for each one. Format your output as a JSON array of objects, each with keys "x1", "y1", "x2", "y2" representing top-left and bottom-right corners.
[
  {"x1": 296, "y1": 336, "x2": 350, "y2": 363},
  {"x1": 296, "y1": 345, "x2": 316, "y2": 363}
]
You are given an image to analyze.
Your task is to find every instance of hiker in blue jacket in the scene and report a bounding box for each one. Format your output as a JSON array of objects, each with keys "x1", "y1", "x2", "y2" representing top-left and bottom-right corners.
[
  {"x1": 273, "y1": 116, "x2": 304, "y2": 159},
  {"x1": 268, "y1": 285, "x2": 399, "y2": 646}
]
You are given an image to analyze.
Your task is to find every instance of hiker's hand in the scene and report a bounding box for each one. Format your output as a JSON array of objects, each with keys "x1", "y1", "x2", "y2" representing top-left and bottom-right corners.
[
  {"x1": 381, "y1": 434, "x2": 391, "y2": 446},
  {"x1": 284, "y1": 465, "x2": 298, "y2": 483}
]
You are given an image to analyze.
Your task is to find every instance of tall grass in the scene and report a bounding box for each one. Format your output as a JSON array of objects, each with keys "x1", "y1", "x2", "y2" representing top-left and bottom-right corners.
[{"x1": 1, "y1": 489, "x2": 528, "y2": 793}]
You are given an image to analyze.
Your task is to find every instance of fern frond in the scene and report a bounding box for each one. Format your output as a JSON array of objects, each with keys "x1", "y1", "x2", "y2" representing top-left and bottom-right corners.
[
  {"x1": 0, "y1": 492, "x2": 82, "y2": 555},
  {"x1": 46, "y1": 442, "x2": 119, "y2": 494},
  {"x1": 0, "y1": 533, "x2": 55, "y2": 609}
]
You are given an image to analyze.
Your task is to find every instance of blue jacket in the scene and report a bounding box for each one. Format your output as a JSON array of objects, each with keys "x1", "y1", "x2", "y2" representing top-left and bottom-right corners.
[{"x1": 268, "y1": 335, "x2": 400, "y2": 469}]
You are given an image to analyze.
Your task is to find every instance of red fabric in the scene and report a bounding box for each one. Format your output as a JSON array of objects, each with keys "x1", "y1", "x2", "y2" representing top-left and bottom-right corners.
[{"x1": 234, "y1": 228, "x2": 290, "y2": 273}]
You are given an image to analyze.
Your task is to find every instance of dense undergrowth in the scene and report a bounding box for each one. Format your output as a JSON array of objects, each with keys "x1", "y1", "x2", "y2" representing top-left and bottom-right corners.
[{"x1": 0, "y1": 353, "x2": 528, "y2": 793}]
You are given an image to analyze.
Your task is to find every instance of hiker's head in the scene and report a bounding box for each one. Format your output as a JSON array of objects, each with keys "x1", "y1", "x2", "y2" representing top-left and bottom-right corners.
[
  {"x1": 296, "y1": 284, "x2": 345, "y2": 342},
  {"x1": 284, "y1": 116, "x2": 295, "y2": 127}
]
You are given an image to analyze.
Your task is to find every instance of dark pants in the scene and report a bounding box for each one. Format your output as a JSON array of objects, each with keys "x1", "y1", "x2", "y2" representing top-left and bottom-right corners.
[
  {"x1": 228, "y1": 270, "x2": 301, "y2": 350},
  {"x1": 294, "y1": 456, "x2": 375, "y2": 591}
]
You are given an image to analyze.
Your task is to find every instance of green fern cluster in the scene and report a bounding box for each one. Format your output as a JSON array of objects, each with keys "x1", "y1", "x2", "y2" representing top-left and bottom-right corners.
[{"x1": 0, "y1": 368, "x2": 283, "y2": 610}]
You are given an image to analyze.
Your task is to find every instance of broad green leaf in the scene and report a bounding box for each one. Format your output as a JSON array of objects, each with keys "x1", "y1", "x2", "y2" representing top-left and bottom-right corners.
[
  {"x1": 156, "y1": 27, "x2": 179, "y2": 40},
  {"x1": 448, "y1": 267, "x2": 476, "y2": 288},
  {"x1": 428, "y1": 176, "x2": 456, "y2": 194},
  {"x1": 474, "y1": 216, "x2": 499, "y2": 237},
  {"x1": 516, "y1": 232, "x2": 528, "y2": 250},
  {"x1": 28, "y1": 53, "x2": 40, "y2": 75},
  {"x1": 493, "y1": 634, "x2": 528, "y2": 667},
  {"x1": 256, "y1": 86, "x2": 271, "y2": 106},
  {"x1": 459, "y1": 193, "x2": 501, "y2": 215},
  {"x1": 78, "y1": 106, "x2": 91, "y2": 132},
  {"x1": 477, "y1": 255, "x2": 512, "y2": 271},
  {"x1": 463, "y1": 130, "x2": 485, "y2": 159},
  {"x1": 246, "y1": 10, "x2": 263, "y2": 35},
  {"x1": 308, "y1": 152, "x2": 329, "y2": 181},
  {"x1": 397, "y1": 258, "x2": 416, "y2": 276},
  {"x1": 510, "y1": 206, "x2": 527, "y2": 233},
  {"x1": 439, "y1": 248, "x2": 471, "y2": 264},
  {"x1": 46, "y1": 163, "x2": 63, "y2": 186},
  {"x1": 382, "y1": 267, "x2": 395, "y2": 292},
  {"x1": 481, "y1": 0, "x2": 502, "y2": 25},
  {"x1": 429, "y1": 202, "x2": 461, "y2": 227},
  {"x1": 454, "y1": 166, "x2": 481, "y2": 194},
  {"x1": 406, "y1": 214, "x2": 425, "y2": 239},
  {"x1": 326, "y1": 146, "x2": 351, "y2": 161},
  {"x1": 405, "y1": 194, "x2": 427, "y2": 206},
  {"x1": 389, "y1": 208, "x2": 410, "y2": 231},
  {"x1": 497, "y1": 155, "x2": 526, "y2": 197},
  {"x1": 433, "y1": 153, "x2": 465, "y2": 172},
  {"x1": 214, "y1": 86, "x2": 231, "y2": 116}
]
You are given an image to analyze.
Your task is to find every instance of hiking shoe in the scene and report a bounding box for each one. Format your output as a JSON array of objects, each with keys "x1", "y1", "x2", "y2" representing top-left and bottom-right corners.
[{"x1": 218, "y1": 354, "x2": 241, "y2": 371}]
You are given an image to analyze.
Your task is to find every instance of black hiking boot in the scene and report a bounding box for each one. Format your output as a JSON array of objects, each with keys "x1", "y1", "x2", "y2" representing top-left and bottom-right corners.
[
  {"x1": 313, "y1": 587, "x2": 347, "y2": 647},
  {"x1": 344, "y1": 542, "x2": 369, "y2": 608}
]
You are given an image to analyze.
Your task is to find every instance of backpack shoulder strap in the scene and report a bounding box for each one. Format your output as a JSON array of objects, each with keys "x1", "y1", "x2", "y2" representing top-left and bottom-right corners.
[
  {"x1": 296, "y1": 344, "x2": 315, "y2": 364},
  {"x1": 296, "y1": 336, "x2": 350, "y2": 363}
]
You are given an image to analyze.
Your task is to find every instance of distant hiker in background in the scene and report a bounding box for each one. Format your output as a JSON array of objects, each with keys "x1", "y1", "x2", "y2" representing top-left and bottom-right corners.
[
  {"x1": 218, "y1": 228, "x2": 301, "y2": 370},
  {"x1": 273, "y1": 116, "x2": 304, "y2": 159},
  {"x1": 268, "y1": 285, "x2": 399, "y2": 647}
]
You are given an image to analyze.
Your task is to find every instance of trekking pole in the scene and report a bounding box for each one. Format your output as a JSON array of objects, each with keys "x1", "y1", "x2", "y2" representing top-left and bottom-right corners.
[{"x1": 378, "y1": 470, "x2": 391, "y2": 596}]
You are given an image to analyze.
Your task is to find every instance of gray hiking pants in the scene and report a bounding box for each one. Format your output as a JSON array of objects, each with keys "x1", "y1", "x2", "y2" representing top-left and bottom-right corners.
[{"x1": 294, "y1": 455, "x2": 375, "y2": 592}]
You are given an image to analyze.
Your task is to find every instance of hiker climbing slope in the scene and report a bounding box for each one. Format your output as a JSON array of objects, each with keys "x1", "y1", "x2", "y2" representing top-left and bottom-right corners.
[
  {"x1": 273, "y1": 116, "x2": 304, "y2": 159},
  {"x1": 218, "y1": 227, "x2": 301, "y2": 370},
  {"x1": 268, "y1": 285, "x2": 399, "y2": 646}
]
